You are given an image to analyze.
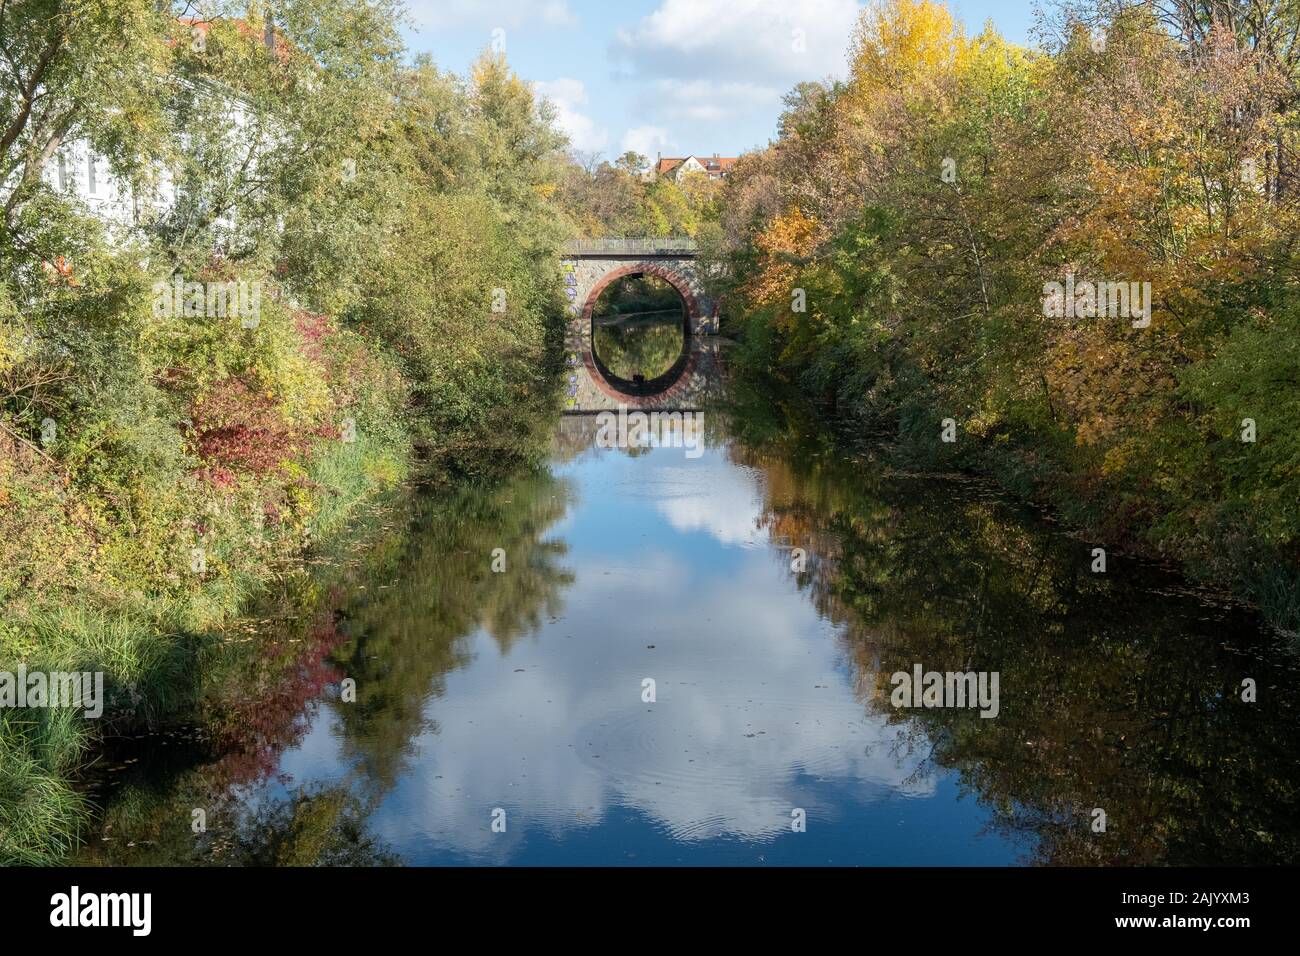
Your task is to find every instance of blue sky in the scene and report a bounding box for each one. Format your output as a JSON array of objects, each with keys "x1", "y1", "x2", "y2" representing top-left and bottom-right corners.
[{"x1": 401, "y1": 1, "x2": 1039, "y2": 161}]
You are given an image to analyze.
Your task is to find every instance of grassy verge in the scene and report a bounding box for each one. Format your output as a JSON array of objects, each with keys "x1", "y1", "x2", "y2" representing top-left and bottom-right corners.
[{"x1": 0, "y1": 409, "x2": 411, "y2": 864}]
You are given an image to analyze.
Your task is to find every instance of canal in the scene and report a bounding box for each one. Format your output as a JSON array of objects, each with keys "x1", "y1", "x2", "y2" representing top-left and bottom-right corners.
[{"x1": 76, "y1": 398, "x2": 1300, "y2": 865}]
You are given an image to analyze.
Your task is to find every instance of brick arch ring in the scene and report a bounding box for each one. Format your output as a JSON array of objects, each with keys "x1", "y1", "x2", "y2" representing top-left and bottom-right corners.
[{"x1": 580, "y1": 263, "x2": 709, "y2": 404}]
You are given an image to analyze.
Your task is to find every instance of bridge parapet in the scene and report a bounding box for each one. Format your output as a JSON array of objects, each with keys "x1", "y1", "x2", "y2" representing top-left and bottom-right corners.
[{"x1": 562, "y1": 237, "x2": 699, "y2": 257}]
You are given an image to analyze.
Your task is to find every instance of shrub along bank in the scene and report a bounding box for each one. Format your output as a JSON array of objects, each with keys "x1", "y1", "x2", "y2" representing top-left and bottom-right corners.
[
  {"x1": 713, "y1": 1, "x2": 1300, "y2": 632},
  {"x1": 0, "y1": 3, "x2": 570, "y2": 862}
]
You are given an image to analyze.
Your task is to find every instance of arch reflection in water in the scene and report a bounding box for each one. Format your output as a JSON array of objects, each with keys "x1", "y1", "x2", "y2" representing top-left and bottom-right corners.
[{"x1": 590, "y1": 273, "x2": 688, "y2": 393}]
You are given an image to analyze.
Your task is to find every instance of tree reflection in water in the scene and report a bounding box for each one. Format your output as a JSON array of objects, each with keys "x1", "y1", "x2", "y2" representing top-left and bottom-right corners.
[
  {"x1": 726, "y1": 395, "x2": 1300, "y2": 865},
  {"x1": 77, "y1": 469, "x2": 574, "y2": 864},
  {"x1": 76, "y1": 397, "x2": 1300, "y2": 866},
  {"x1": 591, "y1": 275, "x2": 686, "y2": 384}
]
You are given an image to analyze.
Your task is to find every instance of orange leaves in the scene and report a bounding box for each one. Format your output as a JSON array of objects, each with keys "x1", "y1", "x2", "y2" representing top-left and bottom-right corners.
[
  {"x1": 1042, "y1": 11, "x2": 1288, "y2": 326},
  {"x1": 41, "y1": 256, "x2": 80, "y2": 287},
  {"x1": 745, "y1": 207, "x2": 821, "y2": 312},
  {"x1": 1040, "y1": 318, "x2": 1176, "y2": 448}
]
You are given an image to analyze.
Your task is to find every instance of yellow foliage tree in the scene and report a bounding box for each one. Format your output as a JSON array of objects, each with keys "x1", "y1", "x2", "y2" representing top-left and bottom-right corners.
[{"x1": 744, "y1": 207, "x2": 821, "y2": 319}]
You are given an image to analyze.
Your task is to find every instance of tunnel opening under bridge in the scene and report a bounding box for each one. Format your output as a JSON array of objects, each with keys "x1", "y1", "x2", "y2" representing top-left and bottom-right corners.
[{"x1": 581, "y1": 263, "x2": 699, "y2": 399}]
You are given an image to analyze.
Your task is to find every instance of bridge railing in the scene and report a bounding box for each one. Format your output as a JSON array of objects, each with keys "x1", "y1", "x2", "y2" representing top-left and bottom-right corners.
[{"x1": 561, "y1": 237, "x2": 699, "y2": 256}]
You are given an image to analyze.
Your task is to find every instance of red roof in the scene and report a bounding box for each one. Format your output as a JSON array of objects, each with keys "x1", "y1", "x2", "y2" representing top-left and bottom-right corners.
[
  {"x1": 656, "y1": 155, "x2": 739, "y2": 176},
  {"x1": 175, "y1": 16, "x2": 293, "y2": 62}
]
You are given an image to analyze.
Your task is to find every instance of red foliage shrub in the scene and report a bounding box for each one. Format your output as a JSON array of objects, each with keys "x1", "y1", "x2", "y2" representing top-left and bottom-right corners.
[
  {"x1": 292, "y1": 309, "x2": 333, "y2": 366},
  {"x1": 189, "y1": 378, "x2": 307, "y2": 482}
]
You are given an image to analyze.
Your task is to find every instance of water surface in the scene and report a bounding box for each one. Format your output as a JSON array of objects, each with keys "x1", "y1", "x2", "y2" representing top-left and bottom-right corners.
[{"x1": 78, "y1": 407, "x2": 1300, "y2": 865}]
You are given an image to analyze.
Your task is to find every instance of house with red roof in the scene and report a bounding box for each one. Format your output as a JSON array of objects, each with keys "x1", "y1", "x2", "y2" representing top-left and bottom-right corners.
[{"x1": 652, "y1": 154, "x2": 738, "y2": 183}]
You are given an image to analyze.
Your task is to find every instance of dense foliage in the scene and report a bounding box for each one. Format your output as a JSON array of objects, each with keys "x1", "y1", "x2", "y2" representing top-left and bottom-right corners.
[
  {"x1": 715, "y1": 0, "x2": 1300, "y2": 631},
  {"x1": 0, "y1": 0, "x2": 569, "y2": 861},
  {"x1": 555, "y1": 150, "x2": 724, "y2": 239}
]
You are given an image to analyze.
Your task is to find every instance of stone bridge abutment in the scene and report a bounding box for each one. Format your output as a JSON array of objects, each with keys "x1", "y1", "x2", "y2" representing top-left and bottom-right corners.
[{"x1": 562, "y1": 239, "x2": 723, "y2": 413}]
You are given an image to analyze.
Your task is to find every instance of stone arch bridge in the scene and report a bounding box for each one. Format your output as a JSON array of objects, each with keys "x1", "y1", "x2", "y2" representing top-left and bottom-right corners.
[{"x1": 562, "y1": 238, "x2": 724, "y2": 413}]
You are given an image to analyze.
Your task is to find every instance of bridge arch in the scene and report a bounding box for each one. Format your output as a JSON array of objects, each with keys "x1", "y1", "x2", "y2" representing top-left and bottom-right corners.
[
  {"x1": 562, "y1": 239, "x2": 723, "y2": 412},
  {"x1": 581, "y1": 262, "x2": 704, "y2": 332},
  {"x1": 581, "y1": 263, "x2": 699, "y2": 404}
]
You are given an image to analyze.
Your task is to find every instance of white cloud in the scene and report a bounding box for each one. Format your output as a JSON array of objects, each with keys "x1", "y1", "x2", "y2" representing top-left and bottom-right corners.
[
  {"x1": 620, "y1": 125, "x2": 672, "y2": 159},
  {"x1": 407, "y1": 0, "x2": 576, "y2": 32},
  {"x1": 647, "y1": 79, "x2": 783, "y2": 123},
  {"x1": 534, "y1": 78, "x2": 610, "y2": 153},
  {"x1": 612, "y1": 0, "x2": 861, "y2": 84},
  {"x1": 277, "y1": 440, "x2": 944, "y2": 862},
  {"x1": 534, "y1": 77, "x2": 589, "y2": 106},
  {"x1": 335, "y1": 558, "x2": 932, "y2": 857},
  {"x1": 609, "y1": 0, "x2": 861, "y2": 151},
  {"x1": 652, "y1": 458, "x2": 766, "y2": 547}
]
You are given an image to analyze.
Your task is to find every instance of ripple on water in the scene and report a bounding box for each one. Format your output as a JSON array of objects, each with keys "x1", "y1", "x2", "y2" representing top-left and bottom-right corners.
[{"x1": 566, "y1": 684, "x2": 914, "y2": 842}]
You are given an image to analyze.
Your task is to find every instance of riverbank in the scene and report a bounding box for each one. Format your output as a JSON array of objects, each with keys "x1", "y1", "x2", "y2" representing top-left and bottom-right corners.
[
  {"x1": 1, "y1": 335, "x2": 562, "y2": 864},
  {"x1": 722, "y1": 355, "x2": 1300, "y2": 640},
  {"x1": 1, "y1": 9, "x2": 574, "y2": 863},
  {"x1": 0, "y1": 305, "x2": 412, "y2": 862},
  {"x1": 708, "y1": 2, "x2": 1300, "y2": 635}
]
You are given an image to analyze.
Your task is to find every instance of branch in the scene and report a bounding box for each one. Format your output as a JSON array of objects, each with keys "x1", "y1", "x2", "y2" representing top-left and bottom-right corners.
[
  {"x1": 0, "y1": 419, "x2": 60, "y2": 467},
  {"x1": 3, "y1": 107, "x2": 74, "y2": 221},
  {"x1": 0, "y1": 22, "x2": 64, "y2": 158}
]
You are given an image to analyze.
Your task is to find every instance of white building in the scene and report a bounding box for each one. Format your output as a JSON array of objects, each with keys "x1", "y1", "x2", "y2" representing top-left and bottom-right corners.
[
  {"x1": 5, "y1": 19, "x2": 278, "y2": 243},
  {"x1": 651, "y1": 154, "x2": 738, "y2": 183}
]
